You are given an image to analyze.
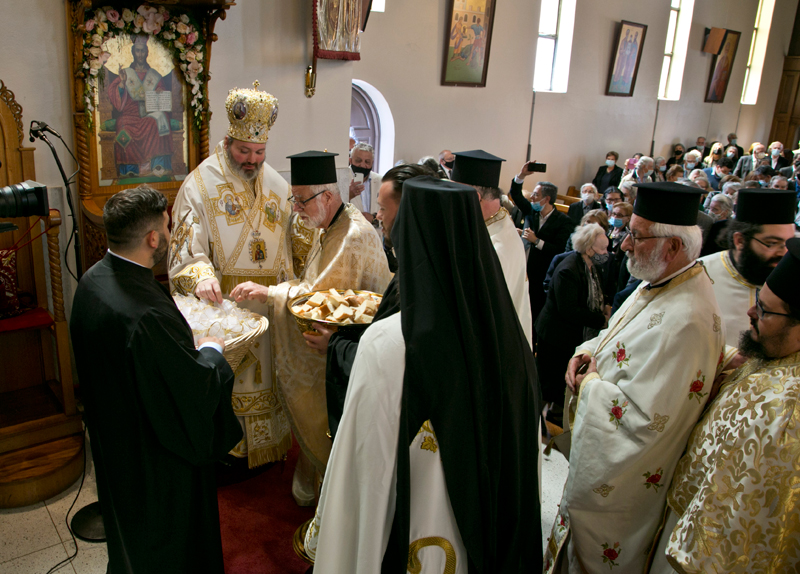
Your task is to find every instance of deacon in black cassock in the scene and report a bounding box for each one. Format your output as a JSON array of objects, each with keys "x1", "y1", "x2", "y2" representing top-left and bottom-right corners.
[{"x1": 70, "y1": 185, "x2": 241, "y2": 574}]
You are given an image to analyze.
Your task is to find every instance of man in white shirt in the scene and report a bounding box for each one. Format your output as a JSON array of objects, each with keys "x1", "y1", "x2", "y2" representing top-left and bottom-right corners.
[{"x1": 347, "y1": 142, "x2": 381, "y2": 222}]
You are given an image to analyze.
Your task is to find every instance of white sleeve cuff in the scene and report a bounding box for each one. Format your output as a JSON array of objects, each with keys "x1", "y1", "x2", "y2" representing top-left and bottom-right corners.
[
  {"x1": 198, "y1": 341, "x2": 224, "y2": 354},
  {"x1": 536, "y1": 240, "x2": 545, "y2": 250},
  {"x1": 514, "y1": 175, "x2": 525, "y2": 184}
]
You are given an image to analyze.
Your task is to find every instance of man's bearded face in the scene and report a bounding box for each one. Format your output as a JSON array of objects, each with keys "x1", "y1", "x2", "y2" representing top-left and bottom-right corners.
[
  {"x1": 736, "y1": 239, "x2": 783, "y2": 286},
  {"x1": 225, "y1": 139, "x2": 266, "y2": 183},
  {"x1": 627, "y1": 238, "x2": 669, "y2": 283}
]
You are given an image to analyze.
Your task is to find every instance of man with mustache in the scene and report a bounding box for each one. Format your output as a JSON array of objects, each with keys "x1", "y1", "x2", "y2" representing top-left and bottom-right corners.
[
  {"x1": 649, "y1": 239, "x2": 800, "y2": 573},
  {"x1": 544, "y1": 182, "x2": 725, "y2": 574},
  {"x1": 169, "y1": 82, "x2": 295, "y2": 469},
  {"x1": 699, "y1": 188, "x2": 797, "y2": 346}
]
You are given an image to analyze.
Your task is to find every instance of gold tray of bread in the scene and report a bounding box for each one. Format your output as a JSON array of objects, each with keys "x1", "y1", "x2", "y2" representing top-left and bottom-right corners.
[{"x1": 288, "y1": 288, "x2": 382, "y2": 334}]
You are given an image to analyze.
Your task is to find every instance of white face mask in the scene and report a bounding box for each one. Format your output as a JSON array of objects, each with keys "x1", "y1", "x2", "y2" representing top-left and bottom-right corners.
[
  {"x1": 756, "y1": 152, "x2": 766, "y2": 160},
  {"x1": 605, "y1": 159, "x2": 615, "y2": 167},
  {"x1": 643, "y1": 169, "x2": 654, "y2": 177}
]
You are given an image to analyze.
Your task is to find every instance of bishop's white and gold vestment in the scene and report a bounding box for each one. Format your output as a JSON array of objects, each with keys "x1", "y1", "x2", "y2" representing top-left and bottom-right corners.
[
  {"x1": 544, "y1": 264, "x2": 726, "y2": 574},
  {"x1": 268, "y1": 203, "x2": 392, "y2": 473},
  {"x1": 305, "y1": 314, "x2": 467, "y2": 573},
  {"x1": 649, "y1": 350, "x2": 800, "y2": 574},
  {"x1": 486, "y1": 207, "x2": 533, "y2": 349},
  {"x1": 168, "y1": 141, "x2": 295, "y2": 467},
  {"x1": 699, "y1": 249, "x2": 757, "y2": 347}
]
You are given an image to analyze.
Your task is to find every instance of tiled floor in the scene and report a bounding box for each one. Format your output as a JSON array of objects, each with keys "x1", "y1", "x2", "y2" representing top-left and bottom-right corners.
[{"x1": 0, "y1": 437, "x2": 570, "y2": 573}]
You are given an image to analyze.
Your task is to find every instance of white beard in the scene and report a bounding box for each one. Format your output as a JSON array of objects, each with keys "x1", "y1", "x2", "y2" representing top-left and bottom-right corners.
[{"x1": 627, "y1": 240, "x2": 669, "y2": 283}]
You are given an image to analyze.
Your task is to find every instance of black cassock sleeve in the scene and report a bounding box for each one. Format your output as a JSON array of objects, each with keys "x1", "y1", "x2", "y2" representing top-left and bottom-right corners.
[{"x1": 128, "y1": 308, "x2": 242, "y2": 466}]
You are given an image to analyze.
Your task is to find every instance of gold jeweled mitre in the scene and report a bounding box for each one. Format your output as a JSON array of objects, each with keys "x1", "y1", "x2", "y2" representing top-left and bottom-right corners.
[{"x1": 225, "y1": 80, "x2": 279, "y2": 144}]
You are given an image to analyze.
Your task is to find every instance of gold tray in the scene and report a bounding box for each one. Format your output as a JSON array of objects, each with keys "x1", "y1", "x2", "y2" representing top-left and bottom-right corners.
[{"x1": 288, "y1": 289, "x2": 382, "y2": 334}]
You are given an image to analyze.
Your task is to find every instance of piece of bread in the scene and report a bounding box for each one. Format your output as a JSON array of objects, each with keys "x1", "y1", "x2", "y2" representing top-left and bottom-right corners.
[
  {"x1": 307, "y1": 292, "x2": 327, "y2": 307},
  {"x1": 332, "y1": 305, "x2": 355, "y2": 321}
]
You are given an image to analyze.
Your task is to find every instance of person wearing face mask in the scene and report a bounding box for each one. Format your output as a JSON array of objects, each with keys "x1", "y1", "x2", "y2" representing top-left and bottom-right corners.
[
  {"x1": 682, "y1": 149, "x2": 702, "y2": 173},
  {"x1": 621, "y1": 155, "x2": 656, "y2": 185},
  {"x1": 724, "y1": 144, "x2": 739, "y2": 162},
  {"x1": 592, "y1": 151, "x2": 624, "y2": 192},
  {"x1": 348, "y1": 142, "x2": 382, "y2": 224},
  {"x1": 652, "y1": 156, "x2": 667, "y2": 181},
  {"x1": 726, "y1": 132, "x2": 744, "y2": 158},
  {"x1": 510, "y1": 161, "x2": 574, "y2": 345},
  {"x1": 687, "y1": 135, "x2": 711, "y2": 160},
  {"x1": 700, "y1": 192, "x2": 734, "y2": 257},
  {"x1": 665, "y1": 143, "x2": 685, "y2": 169},
  {"x1": 534, "y1": 223, "x2": 611, "y2": 430},
  {"x1": 734, "y1": 142, "x2": 766, "y2": 178},
  {"x1": 438, "y1": 148, "x2": 455, "y2": 178},
  {"x1": 603, "y1": 187, "x2": 623, "y2": 214},
  {"x1": 702, "y1": 142, "x2": 724, "y2": 169},
  {"x1": 568, "y1": 183, "x2": 602, "y2": 226},
  {"x1": 768, "y1": 141, "x2": 789, "y2": 171}
]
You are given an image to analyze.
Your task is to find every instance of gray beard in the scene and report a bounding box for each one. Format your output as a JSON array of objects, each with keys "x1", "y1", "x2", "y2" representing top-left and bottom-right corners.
[
  {"x1": 626, "y1": 240, "x2": 669, "y2": 283},
  {"x1": 304, "y1": 203, "x2": 329, "y2": 229}
]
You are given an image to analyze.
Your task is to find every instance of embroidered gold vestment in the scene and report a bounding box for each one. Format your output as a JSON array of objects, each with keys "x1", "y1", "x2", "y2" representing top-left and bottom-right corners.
[
  {"x1": 168, "y1": 141, "x2": 295, "y2": 467},
  {"x1": 269, "y1": 203, "x2": 393, "y2": 472}
]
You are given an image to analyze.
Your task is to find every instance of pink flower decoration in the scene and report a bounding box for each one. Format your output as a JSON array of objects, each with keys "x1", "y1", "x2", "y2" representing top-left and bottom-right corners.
[
  {"x1": 186, "y1": 31, "x2": 198, "y2": 45},
  {"x1": 187, "y1": 61, "x2": 202, "y2": 78},
  {"x1": 85, "y1": 19, "x2": 96, "y2": 32},
  {"x1": 106, "y1": 10, "x2": 120, "y2": 23}
]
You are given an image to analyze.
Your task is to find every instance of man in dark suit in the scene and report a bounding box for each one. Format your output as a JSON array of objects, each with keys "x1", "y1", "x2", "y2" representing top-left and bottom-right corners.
[
  {"x1": 726, "y1": 132, "x2": 744, "y2": 159},
  {"x1": 768, "y1": 141, "x2": 790, "y2": 171},
  {"x1": 734, "y1": 142, "x2": 767, "y2": 179},
  {"x1": 509, "y1": 162, "x2": 574, "y2": 345},
  {"x1": 70, "y1": 185, "x2": 242, "y2": 574},
  {"x1": 567, "y1": 183, "x2": 602, "y2": 227},
  {"x1": 687, "y1": 136, "x2": 710, "y2": 161}
]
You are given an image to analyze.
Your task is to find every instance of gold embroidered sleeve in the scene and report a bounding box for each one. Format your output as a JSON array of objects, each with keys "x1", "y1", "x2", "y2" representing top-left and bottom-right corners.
[{"x1": 171, "y1": 262, "x2": 218, "y2": 296}]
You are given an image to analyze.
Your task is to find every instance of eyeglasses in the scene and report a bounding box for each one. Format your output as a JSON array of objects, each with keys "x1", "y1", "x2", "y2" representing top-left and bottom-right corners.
[
  {"x1": 755, "y1": 289, "x2": 792, "y2": 320},
  {"x1": 748, "y1": 235, "x2": 788, "y2": 251},
  {"x1": 627, "y1": 233, "x2": 669, "y2": 246},
  {"x1": 288, "y1": 189, "x2": 327, "y2": 207}
]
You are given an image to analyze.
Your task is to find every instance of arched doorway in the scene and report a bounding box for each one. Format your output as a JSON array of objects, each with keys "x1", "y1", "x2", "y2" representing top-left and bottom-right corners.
[{"x1": 350, "y1": 80, "x2": 395, "y2": 174}]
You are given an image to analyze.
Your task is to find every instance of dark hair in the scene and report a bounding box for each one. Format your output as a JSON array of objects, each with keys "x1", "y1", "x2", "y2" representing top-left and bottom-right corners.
[
  {"x1": 475, "y1": 185, "x2": 501, "y2": 201},
  {"x1": 419, "y1": 156, "x2": 447, "y2": 179},
  {"x1": 604, "y1": 187, "x2": 622, "y2": 200},
  {"x1": 721, "y1": 219, "x2": 761, "y2": 250},
  {"x1": 537, "y1": 181, "x2": 558, "y2": 205},
  {"x1": 382, "y1": 164, "x2": 435, "y2": 198},
  {"x1": 754, "y1": 165, "x2": 776, "y2": 178},
  {"x1": 717, "y1": 156, "x2": 735, "y2": 170},
  {"x1": 103, "y1": 185, "x2": 168, "y2": 250},
  {"x1": 607, "y1": 151, "x2": 619, "y2": 161}
]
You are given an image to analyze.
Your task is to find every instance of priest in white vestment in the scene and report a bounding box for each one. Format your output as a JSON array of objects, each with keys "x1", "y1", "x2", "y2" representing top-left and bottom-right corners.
[
  {"x1": 169, "y1": 83, "x2": 294, "y2": 468},
  {"x1": 231, "y1": 151, "x2": 392, "y2": 505},
  {"x1": 544, "y1": 182, "x2": 726, "y2": 574},
  {"x1": 307, "y1": 176, "x2": 541, "y2": 572},
  {"x1": 699, "y1": 188, "x2": 797, "y2": 347},
  {"x1": 451, "y1": 149, "x2": 533, "y2": 348},
  {"x1": 650, "y1": 239, "x2": 800, "y2": 574}
]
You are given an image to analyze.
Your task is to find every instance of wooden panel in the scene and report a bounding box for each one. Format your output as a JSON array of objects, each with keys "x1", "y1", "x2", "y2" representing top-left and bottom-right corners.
[
  {"x1": 776, "y1": 71, "x2": 799, "y2": 115},
  {"x1": 0, "y1": 329, "x2": 44, "y2": 392},
  {"x1": 0, "y1": 413, "x2": 83, "y2": 455},
  {"x1": 0, "y1": 384, "x2": 61, "y2": 428}
]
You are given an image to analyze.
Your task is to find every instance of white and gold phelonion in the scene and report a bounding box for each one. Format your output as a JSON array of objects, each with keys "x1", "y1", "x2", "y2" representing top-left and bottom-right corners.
[{"x1": 174, "y1": 294, "x2": 262, "y2": 346}]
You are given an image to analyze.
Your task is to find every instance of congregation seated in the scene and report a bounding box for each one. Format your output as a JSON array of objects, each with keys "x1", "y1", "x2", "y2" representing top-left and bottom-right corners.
[
  {"x1": 567, "y1": 183, "x2": 602, "y2": 226},
  {"x1": 592, "y1": 150, "x2": 623, "y2": 191},
  {"x1": 653, "y1": 156, "x2": 667, "y2": 181},
  {"x1": 702, "y1": 141, "x2": 724, "y2": 168},
  {"x1": 665, "y1": 164, "x2": 684, "y2": 181},
  {"x1": 602, "y1": 186, "x2": 623, "y2": 213},
  {"x1": 621, "y1": 155, "x2": 655, "y2": 185}
]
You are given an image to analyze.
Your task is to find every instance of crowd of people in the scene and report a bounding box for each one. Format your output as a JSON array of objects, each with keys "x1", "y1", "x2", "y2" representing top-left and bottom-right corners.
[{"x1": 68, "y1": 80, "x2": 799, "y2": 574}]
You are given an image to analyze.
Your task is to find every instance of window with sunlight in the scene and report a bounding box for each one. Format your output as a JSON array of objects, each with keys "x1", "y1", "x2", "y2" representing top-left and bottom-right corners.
[
  {"x1": 741, "y1": 0, "x2": 776, "y2": 105},
  {"x1": 658, "y1": 0, "x2": 694, "y2": 101},
  {"x1": 533, "y1": 0, "x2": 576, "y2": 93}
]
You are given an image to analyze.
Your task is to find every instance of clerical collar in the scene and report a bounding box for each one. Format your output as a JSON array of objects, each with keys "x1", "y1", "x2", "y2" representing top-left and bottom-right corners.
[
  {"x1": 108, "y1": 249, "x2": 147, "y2": 268},
  {"x1": 484, "y1": 207, "x2": 508, "y2": 227},
  {"x1": 646, "y1": 260, "x2": 697, "y2": 289},
  {"x1": 325, "y1": 202, "x2": 346, "y2": 232}
]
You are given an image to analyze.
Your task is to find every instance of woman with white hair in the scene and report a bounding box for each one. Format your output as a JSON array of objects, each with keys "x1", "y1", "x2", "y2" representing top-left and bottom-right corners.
[
  {"x1": 683, "y1": 149, "x2": 702, "y2": 171},
  {"x1": 534, "y1": 223, "x2": 610, "y2": 429},
  {"x1": 700, "y1": 193, "x2": 734, "y2": 256}
]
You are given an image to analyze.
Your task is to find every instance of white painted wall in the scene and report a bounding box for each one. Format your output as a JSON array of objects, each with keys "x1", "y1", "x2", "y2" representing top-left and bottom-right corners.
[{"x1": 355, "y1": 0, "x2": 798, "y2": 192}]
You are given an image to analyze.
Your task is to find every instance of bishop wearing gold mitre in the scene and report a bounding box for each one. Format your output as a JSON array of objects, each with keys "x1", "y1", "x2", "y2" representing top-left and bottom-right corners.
[
  {"x1": 231, "y1": 151, "x2": 393, "y2": 505},
  {"x1": 169, "y1": 82, "x2": 295, "y2": 468}
]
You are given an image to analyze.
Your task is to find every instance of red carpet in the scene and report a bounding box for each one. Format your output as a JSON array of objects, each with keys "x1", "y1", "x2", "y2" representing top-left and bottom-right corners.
[{"x1": 218, "y1": 440, "x2": 315, "y2": 574}]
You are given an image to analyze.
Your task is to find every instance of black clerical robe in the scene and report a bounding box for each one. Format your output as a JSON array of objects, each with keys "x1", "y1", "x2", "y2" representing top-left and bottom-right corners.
[
  {"x1": 70, "y1": 253, "x2": 242, "y2": 574},
  {"x1": 325, "y1": 273, "x2": 400, "y2": 439}
]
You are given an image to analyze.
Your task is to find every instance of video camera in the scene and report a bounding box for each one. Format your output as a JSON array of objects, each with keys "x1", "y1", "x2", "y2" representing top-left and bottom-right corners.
[{"x1": 0, "y1": 180, "x2": 49, "y2": 233}]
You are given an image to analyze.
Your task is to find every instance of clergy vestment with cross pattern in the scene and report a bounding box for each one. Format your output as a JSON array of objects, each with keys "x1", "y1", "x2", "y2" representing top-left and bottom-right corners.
[
  {"x1": 543, "y1": 263, "x2": 726, "y2": 574},
  {"x1": 168, "y1": 140, "x2": 296, "y2": 467}
]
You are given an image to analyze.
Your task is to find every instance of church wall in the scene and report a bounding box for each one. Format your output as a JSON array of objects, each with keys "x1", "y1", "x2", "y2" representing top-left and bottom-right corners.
[{"x1": 354, "y1": 0, "x2": 799, "y2": 192}]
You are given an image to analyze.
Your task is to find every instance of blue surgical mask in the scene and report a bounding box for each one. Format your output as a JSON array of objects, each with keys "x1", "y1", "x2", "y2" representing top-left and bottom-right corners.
[
  {"x1": 685, "y1": 162, "x2": 696, "y2": 170},
  {"x1": 605, "y1": 159, "x2": 615, "y2": 167},
  {"x1": 659, "y1": 165, "x2": 666, "y2": 172},
  {"x1": 772, "y1": 148, "x2": 781, "y2": 157},
  {"x1": 731, "y1": 139, "x2": 737, "y2": 145},
  {"x1": 531, "y1": 200, "x2": 544, "y2": 212},
  {"x1": 609, "y1": 217, "x2": 625, "y2": 228},
  {"x1": 726, "y1": 152, "x2": 735, "y2": 158}
]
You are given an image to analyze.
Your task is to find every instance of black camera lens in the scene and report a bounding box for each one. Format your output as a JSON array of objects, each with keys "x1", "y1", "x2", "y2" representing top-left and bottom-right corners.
[{"x1": 0, "y1": 181, "x2": 49, "y2": 218}]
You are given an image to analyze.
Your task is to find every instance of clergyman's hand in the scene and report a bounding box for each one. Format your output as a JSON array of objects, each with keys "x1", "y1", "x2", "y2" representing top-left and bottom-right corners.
[
  {"x1": 196, "y1": 277, "x2": 223, "y2": 304},
  {"x1": 302, "y1": 322, "x2": 336, "y2": 355},
  {"x1": 198, "y1": 336, "x2": 226, "y2": 353},
  {"x1": 230, "y1": 281, "x2": 270, "y2": 303},
  {"x1": 566, "y1": 353, "x2": 591, "y2": 393},
  {"x1": 574, "y1": 357, "x2": 597, "y2": 392}
]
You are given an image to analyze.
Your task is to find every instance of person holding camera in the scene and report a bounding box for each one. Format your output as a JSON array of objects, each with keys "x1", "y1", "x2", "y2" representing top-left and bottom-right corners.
[{"x1": 509, "y1": 161, "x2": 573, "y2": 345}]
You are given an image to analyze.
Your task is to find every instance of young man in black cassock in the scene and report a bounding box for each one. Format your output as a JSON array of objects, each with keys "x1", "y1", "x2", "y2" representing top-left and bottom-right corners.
[{"x1": 70, "y1": 185, "x2": 242, "y2": 574}]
